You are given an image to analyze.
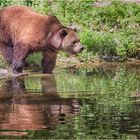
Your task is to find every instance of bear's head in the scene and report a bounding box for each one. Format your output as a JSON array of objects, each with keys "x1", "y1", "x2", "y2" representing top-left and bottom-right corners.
[{"x1": 50, "y1": 27, "x2": 84, "y2": 54}]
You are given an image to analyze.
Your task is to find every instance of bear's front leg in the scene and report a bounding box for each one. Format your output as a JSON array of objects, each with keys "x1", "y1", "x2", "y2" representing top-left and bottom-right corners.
[
  {"x1": 41, "y1": 50, "x2": 57, "y2": 73},
  {"x1": 12, "y1": 45, "x2": 28, "y2": 74}
]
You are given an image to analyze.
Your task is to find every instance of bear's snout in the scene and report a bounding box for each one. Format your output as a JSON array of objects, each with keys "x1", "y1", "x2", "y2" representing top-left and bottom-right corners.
[
  {"x1": 79, "y1": 45, "x2": 84, "y2": 52},
  {"x1": 73, "y1": 43, "x2": 84, "y2": 53}
]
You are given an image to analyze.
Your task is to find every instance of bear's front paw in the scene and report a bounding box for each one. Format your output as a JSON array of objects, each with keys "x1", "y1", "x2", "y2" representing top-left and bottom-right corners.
[
  {"x1": 12, "y1": 60, "x2": 24, "y2": 74},
  {"x1": 13, "y1": 68, "x2": 22, "y2": 74}
]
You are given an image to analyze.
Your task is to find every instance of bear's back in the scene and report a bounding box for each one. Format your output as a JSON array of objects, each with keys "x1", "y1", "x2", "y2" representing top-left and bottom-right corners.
[{"x1": 0, "y1": 6, "x2": 63, "y2": 48}]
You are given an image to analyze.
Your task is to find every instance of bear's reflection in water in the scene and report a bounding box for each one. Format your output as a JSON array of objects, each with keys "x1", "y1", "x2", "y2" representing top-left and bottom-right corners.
[{"x1": 0, "y1": 75, "x2": 80, "y2": 130}]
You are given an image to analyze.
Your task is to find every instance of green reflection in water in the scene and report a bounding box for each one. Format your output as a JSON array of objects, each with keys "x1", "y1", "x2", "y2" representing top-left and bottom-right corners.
[{"x1": 0, "y1": 66, "x2": 139, "y2": 139}]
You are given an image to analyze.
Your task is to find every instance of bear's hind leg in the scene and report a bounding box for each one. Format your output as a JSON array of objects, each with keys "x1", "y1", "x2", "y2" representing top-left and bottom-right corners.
[{"x1": 0, "y1": 43, "x2": 13, "y2": 64}]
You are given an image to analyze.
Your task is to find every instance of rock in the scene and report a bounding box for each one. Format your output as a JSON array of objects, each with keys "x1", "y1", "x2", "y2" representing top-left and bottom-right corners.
[
  {"x1": 99, "y1": 54, "x2": 121, "y2": 62},
  {"x1": 0, "y1": 69, "x2": 28, "y2": 79},
  {"x1": 92, "y1": 1, "x2": 112, "y2": 7},
  {"x1": 138, "y1": 51, "x2": 140, "y2": 59}
]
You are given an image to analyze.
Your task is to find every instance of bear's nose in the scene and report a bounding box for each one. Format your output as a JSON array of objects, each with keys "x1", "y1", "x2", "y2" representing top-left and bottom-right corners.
[{"x1": 80, "y1": 47, "x2": 84, "y2": 52}]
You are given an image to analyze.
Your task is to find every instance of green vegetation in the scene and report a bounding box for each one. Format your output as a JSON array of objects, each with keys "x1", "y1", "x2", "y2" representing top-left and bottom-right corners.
[{"x1": 0, "y1": 0, "x2": 140, "y2": 64}]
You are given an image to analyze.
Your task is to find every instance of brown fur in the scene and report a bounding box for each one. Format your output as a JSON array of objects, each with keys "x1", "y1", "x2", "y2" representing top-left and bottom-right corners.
[{"x1": 0, "y1": 6, "x2": 84, "y2": 73}]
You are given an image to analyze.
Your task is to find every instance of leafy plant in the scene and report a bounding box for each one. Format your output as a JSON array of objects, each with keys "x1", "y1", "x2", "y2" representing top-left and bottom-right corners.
[{"x1": 0, "y1": 0, "x2": 140, "y2": 64}]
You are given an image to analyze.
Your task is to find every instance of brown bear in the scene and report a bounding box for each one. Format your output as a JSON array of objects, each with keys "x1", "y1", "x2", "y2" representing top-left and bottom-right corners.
[{"x1": 0, "y1": 6, "x2": 84, "y2": 74}]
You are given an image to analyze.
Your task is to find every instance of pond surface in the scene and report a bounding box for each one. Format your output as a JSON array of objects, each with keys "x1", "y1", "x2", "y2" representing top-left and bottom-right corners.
[{"x1": 0, "y1": 64, "x2": 139, "y2": 139}]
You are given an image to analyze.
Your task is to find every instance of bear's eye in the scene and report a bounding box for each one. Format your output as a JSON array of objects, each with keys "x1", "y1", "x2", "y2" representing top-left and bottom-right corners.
[
  {"x1": 72, "y1": 41, "x2": 77, "y2": 44},
  {"x1": 60, "y1": 29, "x2": 67, "y2": 37}
]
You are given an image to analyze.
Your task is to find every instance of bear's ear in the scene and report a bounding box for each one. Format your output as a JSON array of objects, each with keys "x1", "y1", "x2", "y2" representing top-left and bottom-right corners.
[
  {"x1": 59, "y1": 29, "x2": 67, "y2": 37},
  {"x1": 50, "y1": 28, "x2": 68, "y2": 49},
  {"x1": 50, "y1": 29, "x2": 64, "y2": 49}
]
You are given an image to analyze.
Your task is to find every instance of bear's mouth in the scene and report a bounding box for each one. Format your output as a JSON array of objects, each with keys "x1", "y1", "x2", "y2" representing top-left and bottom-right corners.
[
  {"x1": 62, "y1": 46, "x2": 84, "y2": 55},
  {"x1": 68, "y1": 50, "x2": 82, "y2": 56},
  {"x1": 73, "y1": 49, "x2": 84, "y2": 54}
]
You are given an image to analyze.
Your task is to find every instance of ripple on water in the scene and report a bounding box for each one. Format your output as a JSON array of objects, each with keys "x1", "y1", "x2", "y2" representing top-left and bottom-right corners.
[{"x1": 0, "y1": 67, "x2": 139, "y2": 139}]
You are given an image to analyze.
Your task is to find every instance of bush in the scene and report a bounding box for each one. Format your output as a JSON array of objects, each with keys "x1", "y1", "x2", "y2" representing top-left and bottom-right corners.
[{"x1": 0, "y1": 0, "x2": 139, "y2": 63}]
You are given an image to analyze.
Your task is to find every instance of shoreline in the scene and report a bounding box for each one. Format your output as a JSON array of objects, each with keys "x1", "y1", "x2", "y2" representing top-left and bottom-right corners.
[
  {"x1": 0, "y1": 57, "x2": 139, "y2": 79},
  {"x1": 56, "y1": 57, "x2": 140, "y2": 70}
]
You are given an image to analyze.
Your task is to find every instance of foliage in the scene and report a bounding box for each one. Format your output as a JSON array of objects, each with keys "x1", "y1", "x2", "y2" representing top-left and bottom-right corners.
[
  {"x1": 0, "y1": 0, "x2": 140, "y2": 63},
  {"x1": 0, "y1": 53, "x2": 6, "y2": 67}
]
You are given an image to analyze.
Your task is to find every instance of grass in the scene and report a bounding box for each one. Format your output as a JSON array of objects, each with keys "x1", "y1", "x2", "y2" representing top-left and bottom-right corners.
[{"x1": 0, "y1": 0, "x2": 140, "y2": 67}]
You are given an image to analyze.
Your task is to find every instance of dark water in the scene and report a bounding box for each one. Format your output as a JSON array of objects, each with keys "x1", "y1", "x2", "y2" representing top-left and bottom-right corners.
[{"x1": 0, "y1": 65, "x2": 139, "y2": 139}]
